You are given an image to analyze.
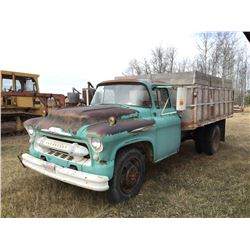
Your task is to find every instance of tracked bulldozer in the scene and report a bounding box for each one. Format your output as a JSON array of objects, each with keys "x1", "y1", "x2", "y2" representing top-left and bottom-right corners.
[{"x1": 1, "y1": 70, "x2": 65, "y2": 134}]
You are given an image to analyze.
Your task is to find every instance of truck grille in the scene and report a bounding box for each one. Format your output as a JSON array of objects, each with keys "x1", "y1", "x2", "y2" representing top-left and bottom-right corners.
[
  {"x1": 34, "y1": 136, "x2": 90, "y2": 164},
  {"x1": 47, "y1": 149, "x2": 74, "y2": 161}
]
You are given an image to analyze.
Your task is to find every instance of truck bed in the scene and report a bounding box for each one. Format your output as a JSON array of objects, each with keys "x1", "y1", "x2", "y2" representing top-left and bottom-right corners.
[{"x1": 116, "y1": 71, "x2": 234, "y2": 131}]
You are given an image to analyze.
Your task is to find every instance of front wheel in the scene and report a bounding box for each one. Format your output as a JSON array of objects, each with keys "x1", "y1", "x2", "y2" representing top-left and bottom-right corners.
[{"x1": 107, "y1": 148, "x2": 145, "y2": 203}]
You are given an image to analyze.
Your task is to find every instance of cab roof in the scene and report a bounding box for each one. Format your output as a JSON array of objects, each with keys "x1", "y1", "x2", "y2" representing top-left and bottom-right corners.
[
  {"x1": 0, "y1": 70, "x2": 39, "y2": 78},
  {"x1": 98, "y1": 79, "x2": 169, "y2": 88}
]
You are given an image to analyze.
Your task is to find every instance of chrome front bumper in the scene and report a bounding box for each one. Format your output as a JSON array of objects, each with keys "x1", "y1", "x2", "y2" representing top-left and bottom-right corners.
[{"x1": 20, "y1": 153, "x2": 109, "y2": 191}]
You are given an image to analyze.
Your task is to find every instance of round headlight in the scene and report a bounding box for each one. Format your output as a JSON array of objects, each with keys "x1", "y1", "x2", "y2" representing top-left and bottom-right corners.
[{"x1": 90, "y1": 138, "x2": 103, "y2": 152}]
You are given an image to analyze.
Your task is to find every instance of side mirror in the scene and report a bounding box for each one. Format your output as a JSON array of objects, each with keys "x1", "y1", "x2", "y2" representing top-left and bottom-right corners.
[
  {"x1": 82, "y1": 88, "x2": 95, "y2": 106},
  {"x1": 176, "y1": 87, "x2": 187, "y2": 111}
]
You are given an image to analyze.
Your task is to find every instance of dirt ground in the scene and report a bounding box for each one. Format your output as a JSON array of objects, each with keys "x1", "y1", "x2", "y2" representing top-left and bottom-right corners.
[{"x1": 1, "y1": 111, "x2": 250, "y2": 218}]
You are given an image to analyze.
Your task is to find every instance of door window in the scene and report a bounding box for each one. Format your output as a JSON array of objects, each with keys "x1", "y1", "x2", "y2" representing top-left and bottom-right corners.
[
  {"x1": 152, "y1": 88, "x2": 171, "y2": 109},
  {"x1": 2, "y1": 77, "x2": 13, "y2": 92},
  {"x1": 15, "y1": 79, "x2": 22, "y2": 92}
]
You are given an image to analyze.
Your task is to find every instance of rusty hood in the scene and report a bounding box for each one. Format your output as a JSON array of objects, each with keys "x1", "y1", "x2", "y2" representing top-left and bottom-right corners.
[{"x1": 24, "y1": 105, "x2": 140, "y2": 134}]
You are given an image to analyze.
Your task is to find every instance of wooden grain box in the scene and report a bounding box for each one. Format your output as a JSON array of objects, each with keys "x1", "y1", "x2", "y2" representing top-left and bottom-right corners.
[{"x1": 115, "y1": 71, "x2": 234, "y2": 130}]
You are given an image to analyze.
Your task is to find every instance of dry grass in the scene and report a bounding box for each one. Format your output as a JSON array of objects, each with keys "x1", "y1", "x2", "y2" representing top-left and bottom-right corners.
[{"x1": 1, "y1": 110, "x2": 250, "y2": 218}]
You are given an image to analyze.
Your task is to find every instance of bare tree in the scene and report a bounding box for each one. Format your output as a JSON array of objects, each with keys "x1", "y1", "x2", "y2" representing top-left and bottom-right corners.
[
  {"x1": 216, "y1": 32, "x2": 238, "y2": 80},
  {"x1": 210, "y1": 38, "x2": 221, "y2": 76},
  {"x1": 124, "y1": 45, "x2": 178, "y2": 76},
  {"x1": 196, "y1": 32, "x2": 214, "y2": 74},
  {"x1": 195, "y1": 32, "x2": 242, "y2": 87},
  {"x1": 151, "y1": 46, "x2": 168, "y2": 73},
  {"x1": 142, "y1": 58, "x2": 152, "y2": 75},
  {"x1": 178, "y1": 57, "x2": 195, "y2": 72},
  {"x1": 234, "y1": 47, "x2": 249, "y2": 106},
  {"x1": 166, "y1": 47, "x2": 177, "y2": 73},
  {"x1": 126, "y1": 59, "x2": 143, "y2": 75}
]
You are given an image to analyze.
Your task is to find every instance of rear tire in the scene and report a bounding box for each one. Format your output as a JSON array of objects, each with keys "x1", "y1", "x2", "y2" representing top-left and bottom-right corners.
[
  {"x1": 107, "y1": 148, "x2": 145, "y2": 203},
  {"x1": 203, "y1": 125, "x2": 221, "y2": 155}
]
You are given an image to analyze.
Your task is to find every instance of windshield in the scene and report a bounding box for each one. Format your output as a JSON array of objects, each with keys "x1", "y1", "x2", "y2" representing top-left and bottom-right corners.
[
  {"x1": 17, "y1": 77, "x2": 37, "y2": 92},
  {"x1": 91, "y1": 84, "x2": 151, "y2": 107}
]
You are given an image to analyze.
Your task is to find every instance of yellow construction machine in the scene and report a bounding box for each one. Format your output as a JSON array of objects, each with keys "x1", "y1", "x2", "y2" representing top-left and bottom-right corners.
[{"x1": 1, "y1": 70, "x2": 65, "y2": 134}]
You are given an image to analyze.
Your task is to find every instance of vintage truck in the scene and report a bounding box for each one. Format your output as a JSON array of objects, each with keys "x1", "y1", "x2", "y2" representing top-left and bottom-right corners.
[{"x1": 19, "y1": 71, "x2": 234, "y2": 202}]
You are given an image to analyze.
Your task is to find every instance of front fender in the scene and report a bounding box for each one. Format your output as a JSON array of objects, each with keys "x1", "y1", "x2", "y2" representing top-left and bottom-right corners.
[
  {"x1": 96, "y1": 126, "x2": 156, "y2": 162},
  {"x1": 110, "y1": 136, "x2": 155, "y2": 161}
]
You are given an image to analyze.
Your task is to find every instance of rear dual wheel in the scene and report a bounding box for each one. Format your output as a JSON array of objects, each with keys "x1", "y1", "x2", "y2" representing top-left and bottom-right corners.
[
  {"x1": 194, "y1": 125, "x2": 221, "y2": 155},
  {"x1": 204, "y1": 125, "x2": 221, "y2": 155}
]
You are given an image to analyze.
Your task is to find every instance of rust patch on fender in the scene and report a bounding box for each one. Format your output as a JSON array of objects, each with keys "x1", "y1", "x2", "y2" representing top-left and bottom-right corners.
[{"x1": 87, "y1": 119, "x2": 155, "y2": 136}]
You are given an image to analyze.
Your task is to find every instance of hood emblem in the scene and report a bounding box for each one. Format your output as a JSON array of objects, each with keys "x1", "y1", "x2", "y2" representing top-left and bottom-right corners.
[{"x1": 108, "y1": 116, "x2": 117, "y2": 127}]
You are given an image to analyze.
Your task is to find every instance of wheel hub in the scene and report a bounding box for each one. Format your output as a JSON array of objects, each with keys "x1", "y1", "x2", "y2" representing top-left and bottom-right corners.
[
  {"x1": 125, "y1": 166, "x2": 139, "y2": 186},
  {"x1": 120, "y1": 159, "x2": 140, "y2": 194}
]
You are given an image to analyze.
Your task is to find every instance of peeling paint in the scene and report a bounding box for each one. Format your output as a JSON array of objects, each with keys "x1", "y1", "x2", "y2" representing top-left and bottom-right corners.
[
  {"x1": 24, "y1": 105, "x2": 138, "y2": 134},
  {"x1": 87, "y1": 119, "x2": 155, "y2": 136}
]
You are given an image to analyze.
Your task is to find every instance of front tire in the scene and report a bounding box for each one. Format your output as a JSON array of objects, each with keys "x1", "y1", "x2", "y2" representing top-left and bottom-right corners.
[{"x1": 107, "y1": 148, "x2": 145, "y2": 203}]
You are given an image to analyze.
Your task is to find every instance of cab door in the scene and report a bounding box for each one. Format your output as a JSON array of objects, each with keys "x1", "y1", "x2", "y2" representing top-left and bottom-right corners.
[{"x1": 152, "y1": 86, "x2": 181, "y2": 161}]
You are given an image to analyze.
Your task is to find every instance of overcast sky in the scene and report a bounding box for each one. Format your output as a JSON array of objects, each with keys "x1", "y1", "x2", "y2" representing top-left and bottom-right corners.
[{"x1": 1, "y1": 0, "x2": 249, "y2": 95}]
